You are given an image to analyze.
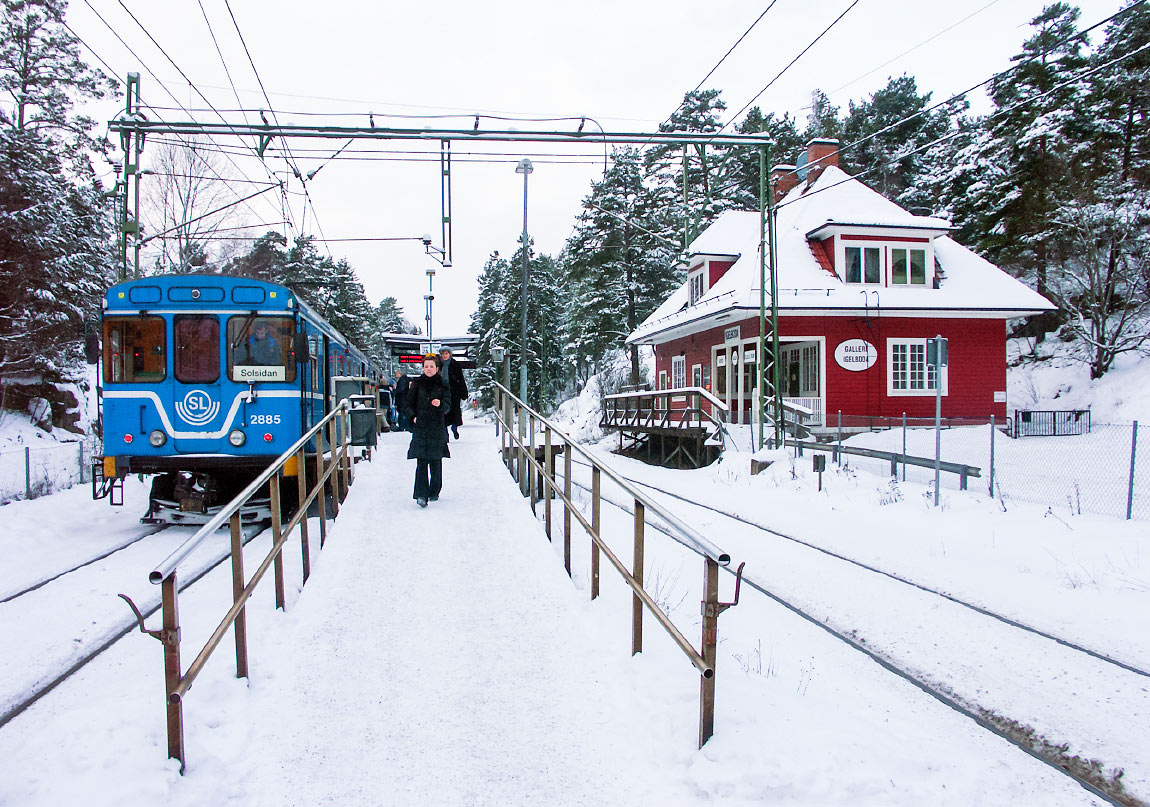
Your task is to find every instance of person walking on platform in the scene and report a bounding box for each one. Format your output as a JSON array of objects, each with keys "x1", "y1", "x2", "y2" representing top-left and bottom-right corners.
[
  {"x1": 439, "y1": 347, "x2": 467, "y2": 440},
  {"x1": 392, "y1": 368, "x2": 411, "y2": 431},
  {"x1": 406, "y1": 354, "x2": 450, "y2": 507}
]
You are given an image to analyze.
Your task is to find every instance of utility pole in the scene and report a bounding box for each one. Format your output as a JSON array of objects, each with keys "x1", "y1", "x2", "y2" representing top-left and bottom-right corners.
[{"x1": 119, "y1": 73, "x2": 143, "y2": 280}]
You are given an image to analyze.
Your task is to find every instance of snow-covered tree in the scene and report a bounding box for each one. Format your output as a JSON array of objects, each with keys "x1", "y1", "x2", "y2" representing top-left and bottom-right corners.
[{"x1": 0, "y1": 0, "x2": 116, "y2": 382}]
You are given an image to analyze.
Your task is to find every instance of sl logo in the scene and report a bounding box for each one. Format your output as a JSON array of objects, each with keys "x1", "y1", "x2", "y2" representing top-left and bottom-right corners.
[{"x1": 175, "y1": 389, "x2": 220, "y2": 426}]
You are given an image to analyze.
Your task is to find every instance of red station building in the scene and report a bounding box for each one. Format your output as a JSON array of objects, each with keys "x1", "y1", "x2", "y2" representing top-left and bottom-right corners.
[{"x1": 626, "y1": 139, "x2": 1055, "y2": 432}]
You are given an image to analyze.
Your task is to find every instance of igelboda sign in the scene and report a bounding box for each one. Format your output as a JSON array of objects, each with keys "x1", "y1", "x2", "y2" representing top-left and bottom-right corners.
[{"x1": 833, "y1": 339, "x2": 877, "y2": 371}]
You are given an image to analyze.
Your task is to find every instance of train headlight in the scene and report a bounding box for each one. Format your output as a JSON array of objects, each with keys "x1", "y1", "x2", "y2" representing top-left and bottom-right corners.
[
  {"x1": 148, "y1": 430, "x2": 167, "y2": 447},
  {"x1": 228, "y1": 429, "x2": 246, "y2": 447}
]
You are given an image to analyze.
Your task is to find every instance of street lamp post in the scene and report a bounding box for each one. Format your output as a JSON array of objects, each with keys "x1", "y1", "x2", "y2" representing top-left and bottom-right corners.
[{"x1": 515, "y1": 159, "x2": 533, "y2": 406}]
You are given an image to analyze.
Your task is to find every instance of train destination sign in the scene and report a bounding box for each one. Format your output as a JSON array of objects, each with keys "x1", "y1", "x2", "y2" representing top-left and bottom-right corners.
[
  {"x1": 834, "y1": 339, "x2": 877, "y2": 371},
  {"x1": 234, "y1": 365, "x2": 288, "y2": 382}
]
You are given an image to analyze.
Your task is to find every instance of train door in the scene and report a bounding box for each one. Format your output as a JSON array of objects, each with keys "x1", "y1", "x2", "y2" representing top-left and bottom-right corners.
[
  {"x1": 172, "y1": 315, "x2": 222, "y2": 449},
  {"x1": 323, "y1": 335, "x2": 332, "y2": 414}
]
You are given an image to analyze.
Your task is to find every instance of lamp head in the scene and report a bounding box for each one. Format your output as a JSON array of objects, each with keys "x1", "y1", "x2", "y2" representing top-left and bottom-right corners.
[
  {"x1": 420, "y1": 233, "x2": 432, "y2": 247},
  {"x1": 515, "y1": 158, "x2": 534, "y2": 175}
]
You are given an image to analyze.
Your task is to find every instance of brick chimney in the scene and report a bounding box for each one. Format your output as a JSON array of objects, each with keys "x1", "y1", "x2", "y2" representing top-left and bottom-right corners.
[
  {"x1": 804, "y1": 138, "x2": 840, "y2": 185},
  {"x1": 771, "y1": 164, "x2": 799, "y2": 198}
]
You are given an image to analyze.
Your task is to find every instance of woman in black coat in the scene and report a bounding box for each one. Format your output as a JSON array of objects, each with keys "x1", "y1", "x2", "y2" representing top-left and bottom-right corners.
[{"x1": 405, "y1": 354, "x2": 450, "y2": 507}]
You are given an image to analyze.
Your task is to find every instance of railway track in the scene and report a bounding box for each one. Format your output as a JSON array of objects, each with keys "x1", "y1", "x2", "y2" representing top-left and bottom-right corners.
[
  {"x1": 0, "y1": 521, "x2": 266, "y2": 732},
  {"x1": 567, "y1": 457, "x2": 1150, "y2": 680},
  {"x1": 558, "y1": 455, "x2": 1146, "y2": 807},
  {"x1": 0, "y1": 525, "x2": 168, "y2": 605}
]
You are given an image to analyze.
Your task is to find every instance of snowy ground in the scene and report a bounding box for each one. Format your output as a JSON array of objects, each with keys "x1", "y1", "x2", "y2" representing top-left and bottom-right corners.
[{"x1": 0, "y1": 414, "x2": 1143, "y2": 805}]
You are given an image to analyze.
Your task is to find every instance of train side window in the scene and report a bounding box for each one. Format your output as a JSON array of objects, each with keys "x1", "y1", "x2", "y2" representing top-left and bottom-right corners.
[
  {"x1": 227, "y1": 315, "x2": 297, "y2": 383},
  {"x1": 174, "y1": 316, "x2": 220, "y2": 384},
  {"x1": 103, "y1": 316, "x2": 166, "y2": 383}
]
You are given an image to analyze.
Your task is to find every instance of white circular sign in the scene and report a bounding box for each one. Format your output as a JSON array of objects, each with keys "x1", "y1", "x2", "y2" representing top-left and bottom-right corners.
[{"x1": 834, "y1": 339, "x2": 877, "y2": 371}]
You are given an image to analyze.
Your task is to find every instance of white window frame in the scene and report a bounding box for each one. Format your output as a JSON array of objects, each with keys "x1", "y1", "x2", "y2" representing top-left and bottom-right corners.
[
  {"x1": 671, "y1": 355, "x2": 686, "y2": 389},
  {"x1": 844, "y1": 245, "x2": 881, "y2": 284},
  {"x1": 889, "y1": 246, "x2": 928, "y2": 286},
  {"x1": 887, "y1": 338, "x2": 948, "y2": 397},
  {"x1": 657, "y1": 370, "x2": 668, "y2": 409},
  {"x1": 688, "y1": 270, "x2": 705, "y2": 305},
  {"x1": 691, "y1": 363, "x2": 702, "y2": 388}
]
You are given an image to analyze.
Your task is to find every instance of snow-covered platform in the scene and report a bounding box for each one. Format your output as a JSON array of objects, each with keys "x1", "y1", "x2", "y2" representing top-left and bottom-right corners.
[{"x1": 1, "y1": 416, "x2": 1145, "y2": 806}]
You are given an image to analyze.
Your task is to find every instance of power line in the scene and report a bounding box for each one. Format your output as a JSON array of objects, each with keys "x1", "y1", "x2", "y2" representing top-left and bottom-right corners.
[
  {"x1": 112, "y1": 0, "x2": 292, "y2": 228},
  {"x1": 196, "y1": 0, "x2": 251, "y2": 129},
  {"x1": 61, "y1": 22, "x2": 123, "y2": 88},
  {"x1": 79, "y1": 0, "x2": 286, "y2": 228},
  {"x1": 719, "y1": 0, "x2": 862, "y2": 136},
  {"x1": 777, "y1": 36, "x2": 1150, "y2": 212},
  {"x1": 773, "y1": 0, "x2": 1148, "y2": 188},
  {"x1": 691, "y1": 1, "x2": 781, "y2": 95},
  {"x1": 824, "y1": 0, "x2": 1004, "y2": 100}
]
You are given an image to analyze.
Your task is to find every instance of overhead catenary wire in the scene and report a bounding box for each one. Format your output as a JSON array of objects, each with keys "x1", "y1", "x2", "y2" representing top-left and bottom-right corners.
[
  {"x1": 776, "y1": 35, "x2": 1150, "y2": 212},
  {"x1": 112, "y1": 0, "x2": 291, "y2": 196},
  {"x1": 79, "y1": 0, "x2": 288, "y2": 230}
]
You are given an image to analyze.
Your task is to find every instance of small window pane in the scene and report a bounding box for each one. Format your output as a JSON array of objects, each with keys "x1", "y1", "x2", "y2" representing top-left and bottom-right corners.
[
  {"x1": 845, "y1": 247, "x2": 861, "y2": 283},
  {"x1": 891, "y1": 249, "x2": 908, "y2": 284},
  {"x1": 227, "y1": 315, "x2": 297, "y2": 383},
  {"x1": 174, "y1": 316, "x2": 219, "y2": 383},
  {"x1": 104, "y1": 316, "x2": 166, "y2": 383},
  {"x1": 865, "y1": 248, "x2": 881, "y2": 284},
  {"x1": 910, "y1": 250, "x2": 926, "y2": 284}
]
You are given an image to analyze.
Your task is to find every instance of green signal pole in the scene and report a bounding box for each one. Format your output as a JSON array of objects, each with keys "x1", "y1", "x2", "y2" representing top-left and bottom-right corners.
[
  {"x1": 119, "y1": 73, "x2": 142, "y2": 280},
  {"x1": 758, "y1": 145, "x2": 783, "y2": 450},
  {"x1": 758, "y1": 147, "x2": 767, "y2": 451}
]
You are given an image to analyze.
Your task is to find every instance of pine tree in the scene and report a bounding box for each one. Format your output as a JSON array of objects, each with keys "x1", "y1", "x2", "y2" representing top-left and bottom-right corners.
[
  {"x1": 723, "y1": 106, "x2": 804, "y2": 209},
  {"x1": 802, "y1": 89, "x2": 843, "y2": 142},
  {"x1": 982, "y1": 3, "x2": 1089, "y2": 328},
  {"x1": 840, "y1": 75, "x2": 958, "y2": 207},
  {"x1": 0, "y1": 0, "x2": 116, "y2": 382}
]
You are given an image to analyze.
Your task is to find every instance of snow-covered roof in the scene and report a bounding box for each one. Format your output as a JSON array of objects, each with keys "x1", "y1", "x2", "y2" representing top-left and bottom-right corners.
[{"x1": 628, "y1": 166, "x2": 1055, "y2": 345}]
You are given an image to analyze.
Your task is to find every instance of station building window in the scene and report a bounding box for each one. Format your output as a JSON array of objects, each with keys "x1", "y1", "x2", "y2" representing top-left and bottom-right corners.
[
  {"x1": 845, "y1": 246, "x2": 881, "y2": 284},
  {"x1": 888, "y1": 338, "x2": 947, "y2": 396},
  {"x1": 672, "y1": 355, "x2": 686, "y2": 389}
]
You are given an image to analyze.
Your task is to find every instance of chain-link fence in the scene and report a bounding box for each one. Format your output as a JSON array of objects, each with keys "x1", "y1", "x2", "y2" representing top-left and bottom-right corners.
[
  {"x1": 832, "y1": 418, "x2": 1145, "y2": 521},
  {"x1": 0, "y1": 438, "x2": 100, "y2": 503}
]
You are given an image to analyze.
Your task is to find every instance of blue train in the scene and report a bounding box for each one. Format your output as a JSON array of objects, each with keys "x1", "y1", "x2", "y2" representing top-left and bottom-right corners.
[{"x1": 94, "y1": 275, "x2": 384, "y2": 523}]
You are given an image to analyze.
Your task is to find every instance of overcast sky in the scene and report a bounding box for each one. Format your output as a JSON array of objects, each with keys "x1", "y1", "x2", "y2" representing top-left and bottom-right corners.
[{"x1": 65, "y1": 0, "x2": 1126, "y2": 337}]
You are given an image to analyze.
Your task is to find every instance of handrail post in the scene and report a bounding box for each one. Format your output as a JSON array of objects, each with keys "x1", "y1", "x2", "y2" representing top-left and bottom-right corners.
[
  {"x1": 563, "y1": 445, "x2": 572, "y2": 576},
  {"x1": 327, "y1": 417, "x2": 341, "y2": 517},
  {"x1": 529, "y1": 412, "x2": 537, "y2": 511},
  {"x1": 632, "y1": 499, "x2": 644, "y2": 655},
  {"x1": 229, "y1": 512, "x2": 248, "y2": 679},
  {"x1": 161, "y1": 573, "x2": 185, "y2": 770},
  {"x1": 270, "y1": 473, "x2": 285, "y2": 611},
  {"x1": 340, "y1": 407, "x2": 352, "y2": 491},
  {"x1": 296, "y1": 448, "x2": 311, "y2": 583},
  {"x1": 544, "y1": 427, "x2": 553, "y2": 541},
  {"x1": 314, "y1": 435, "x2": 328, "y2": 547},
  {"x1": 591, "y1": 467, "x2": 601, "y2": 599},
  {"x1": 699, "y1": 556, "x2": 719, "y2": 747}
]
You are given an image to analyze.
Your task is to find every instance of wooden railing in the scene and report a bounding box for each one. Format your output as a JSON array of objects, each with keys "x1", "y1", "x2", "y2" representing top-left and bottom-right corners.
[
  {"x1": 601, "y1": 386, "x2": 728, "y2": 440},
  {"x1": 124, "y1": 402, "x2": 357, "y2": 772},
  {"x1": 494, "y1": 382, "x2": 742, "y2": 748}
]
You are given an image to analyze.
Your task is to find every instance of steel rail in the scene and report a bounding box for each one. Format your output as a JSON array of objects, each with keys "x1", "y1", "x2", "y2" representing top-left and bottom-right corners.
[
  {"x1": 150, "y1": 401, "x2": 348, "y2": 584},
  {"x1": 556, "y1": 463, "x2": 1134, "y2": 807},
  {"x1": 501, "y1": 413, "x2": 712, "y2": 677},
  {"x1": 0, "y1": 525, "x2": 166, "y2": 604},
  {"x1": 564, "y1": 455, "x2": 1150, "y2": 681},
  {"x1": 108, "y1": 120, "x2": 774, "y2": 148},
  {"x1": 494, "y1": 382, "x2": 729, "y2": 566},
  {"x1": 0, "y1": 523, "x2": 263, "y2": 732}
]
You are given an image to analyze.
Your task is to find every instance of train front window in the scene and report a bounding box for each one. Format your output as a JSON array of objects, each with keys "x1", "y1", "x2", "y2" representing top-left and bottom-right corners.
[
  {"x1": 227, "y1": 315, "x2": 296, "y2": 383},
  {"x1": 174, "y1": 316, "x2": 220, "y2": 383},
  {"x1": 104, "y1": 317, "x2": 166, "y2": 383}
]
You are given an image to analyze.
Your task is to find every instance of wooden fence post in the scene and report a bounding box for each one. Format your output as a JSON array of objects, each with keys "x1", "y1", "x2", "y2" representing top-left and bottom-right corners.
[{"x1": 632, "y1": 500, "x2": 644, "y2": 655}]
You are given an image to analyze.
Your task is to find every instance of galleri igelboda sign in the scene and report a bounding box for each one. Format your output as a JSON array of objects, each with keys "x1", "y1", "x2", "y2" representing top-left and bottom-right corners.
[{"x1": 833, "y1": 339, "x2": 877, "y2": 371}]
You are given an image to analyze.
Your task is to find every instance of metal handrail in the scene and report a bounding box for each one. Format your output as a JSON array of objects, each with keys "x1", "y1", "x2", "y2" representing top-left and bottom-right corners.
[
  {"x1": 501, "y1": 385, "x2": 728, "y2": 564},
  {"x1": 150, "y1": 401, "x2": 349, "y2": 584},
  {"x1": 494, "y1": 381, "x2": 740, "y2": 747},
  {"x1": 134, "y1": 399, "x2": 360, "y2": 772},
  {"x1": 605, "y1": 386, "x2": 729, "y2": 411}
]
